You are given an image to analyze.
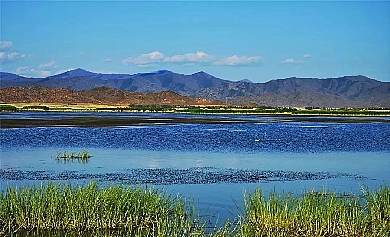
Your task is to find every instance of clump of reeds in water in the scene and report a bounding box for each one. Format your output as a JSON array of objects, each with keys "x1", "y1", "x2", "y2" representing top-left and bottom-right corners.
[
  {"x1": 55, "y1": 151, "x2": 91, "y2": 163},
  {"x1": 239, "y1": 185, "x2": 390, "y2": 237},
  {"x1": 0, "y1": 181, "x2": 206, "y2": 236}
]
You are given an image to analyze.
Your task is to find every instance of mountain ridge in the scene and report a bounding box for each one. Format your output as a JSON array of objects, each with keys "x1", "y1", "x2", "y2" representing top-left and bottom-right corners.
[{"x1": 1, "y1": 69, "x2": 389, "y2": 108}]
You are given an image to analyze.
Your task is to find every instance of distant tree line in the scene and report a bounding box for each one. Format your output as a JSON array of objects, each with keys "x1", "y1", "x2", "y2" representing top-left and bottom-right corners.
[{"x1": 1, "y1": 104, "x2": 389, "y2": 115}]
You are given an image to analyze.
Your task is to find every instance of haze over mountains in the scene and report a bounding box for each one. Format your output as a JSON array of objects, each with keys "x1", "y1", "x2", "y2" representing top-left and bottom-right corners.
[{"x1": 1, "y1": 68, "x2": 389, "y2": 108}]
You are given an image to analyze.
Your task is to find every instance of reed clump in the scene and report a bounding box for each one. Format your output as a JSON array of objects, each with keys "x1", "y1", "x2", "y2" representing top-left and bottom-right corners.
[
  {"x1": 239, "y1": 185, "x2": 390, "y2": 237},
  {"x1": 0, "y1": 181, "x2": 205, "y2": 236},
  {"x1": 0, "y1": 183, "x2": 388, "y2": 237},
  {"x1": 55, "y1": 151, "x2": 91, "y2": 163}
]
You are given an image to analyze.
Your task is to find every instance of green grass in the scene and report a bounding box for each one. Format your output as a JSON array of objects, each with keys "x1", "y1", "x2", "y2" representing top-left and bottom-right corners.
[
  {"x1": 0, "y1": 183, "x2": 389, "y2": 236},
  {"x1": 55, "y1": 151, "x2": 91, "y2": 163},
  {"x1": 0, "y1": 181, "x2": 206, "y2": 236},
  {"x1": 239, "y1": 186, "x2": 390, "y2": 236}
]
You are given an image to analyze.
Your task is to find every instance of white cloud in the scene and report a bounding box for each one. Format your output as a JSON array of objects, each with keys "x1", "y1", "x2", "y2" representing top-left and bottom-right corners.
[
  {"x1": 213, "y1": 55, "x2": 261, "y2": 66},
  {"x1": 123, "y1": 51, "x2": 164, "y2": 66},
  {"x1": 7, "y1": 52, "x2": 26, "y2": 61},
  {"x1": 122, "y1": 51, "x2": 262, "y2": 67},
  {"x1": 105, "y1": 58, "x2": 112, "y2": 62},
  {"x1": 15, "y1": 66, "x2": 30, "y2": 75},
  {"x1": 39, "y1": 70, "x2": 52, "y2": 77},
  {"x1": 282, "y1": 58, "x2": 304, "y2": 64},
  {"x1": 164, "y1": 51, "x2": 214, "y2": 63},
  {"x1": 0, "y1": 41, "x2": 12, "y2": 51},
  {"x1": 1, "y1": 52, "x2": 26, "y2": 64},
  {"x1": 283, "y1": 58, "x2": 295, "y2": 63},
  {"x1": 16, "y1": 66, "x2": 52, "y2": 77},
  {"x1": 39, "y1": 60, "x2": 57, "y2": 69},
  {"x1": 303, "y1": 54, "x2": 311, "y2": 58}
]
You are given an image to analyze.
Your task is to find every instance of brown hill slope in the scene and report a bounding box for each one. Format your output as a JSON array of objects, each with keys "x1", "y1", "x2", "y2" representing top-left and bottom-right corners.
[{"x1": 0, "y1": 85, "x2": 221, "y2": 106}]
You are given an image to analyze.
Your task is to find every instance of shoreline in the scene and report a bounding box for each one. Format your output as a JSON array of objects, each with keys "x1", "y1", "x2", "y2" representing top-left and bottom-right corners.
[{"x1": 1, "y1": 113, "x2": 389, "y2": 128}]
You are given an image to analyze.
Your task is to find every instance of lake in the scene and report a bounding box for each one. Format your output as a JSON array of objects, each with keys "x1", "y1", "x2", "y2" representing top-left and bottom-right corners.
[{"x1": 1, "y1": 112, "x2": 389, "y2": 222}]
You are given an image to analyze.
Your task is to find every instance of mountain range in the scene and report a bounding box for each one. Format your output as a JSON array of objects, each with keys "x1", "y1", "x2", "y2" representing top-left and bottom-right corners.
[{"x1": 1, "y1": 68, "x2": 389, "y2": 108}]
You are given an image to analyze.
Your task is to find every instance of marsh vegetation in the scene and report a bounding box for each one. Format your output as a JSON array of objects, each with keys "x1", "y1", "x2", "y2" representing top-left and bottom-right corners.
[
  {"x1": 240, "y1": 186, "x2": 390, "y2": 236},
  {"x1": 0, "y1": 182, "x2": 201, "y2": 236},
  {"x1": 1, "y1": 182, "x2": 389, "y2": 236}
]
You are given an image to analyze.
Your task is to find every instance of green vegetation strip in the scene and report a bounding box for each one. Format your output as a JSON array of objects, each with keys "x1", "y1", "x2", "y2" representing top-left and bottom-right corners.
[
  {"x1": 1, "y1": 182, "x2": 389, "y2": 236},
  {"x1": 1, "y1": 104, "x2": 390, "y2": 116}
]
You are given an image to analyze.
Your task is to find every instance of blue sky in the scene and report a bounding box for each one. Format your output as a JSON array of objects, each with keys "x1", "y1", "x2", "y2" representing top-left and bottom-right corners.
[{"x1": 1, "y1": 1, "x2": 389, "y2": 82}]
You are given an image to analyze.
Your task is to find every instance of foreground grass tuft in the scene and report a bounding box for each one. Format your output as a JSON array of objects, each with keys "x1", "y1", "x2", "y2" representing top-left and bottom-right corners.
[
  {"x1": 0, "y1": 182, "x2": 389, "y2": 236},
  {"x1": 0, "y1": 181, "x2": 206, "y2": 236},
  {"x1": 239, "y1": 185, "x2": 390, "y2": 236}
]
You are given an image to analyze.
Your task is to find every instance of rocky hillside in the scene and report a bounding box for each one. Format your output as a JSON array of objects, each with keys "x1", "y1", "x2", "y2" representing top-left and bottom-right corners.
[
  {"x1": 198, "y1": 76, "x2": 390, "y2": 108},
  {"x1": 0, "y1": 85, "x2": 221, "y2": 106}
]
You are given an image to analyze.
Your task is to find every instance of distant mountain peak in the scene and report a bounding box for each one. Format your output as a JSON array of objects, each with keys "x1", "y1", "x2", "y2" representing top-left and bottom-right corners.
[
  {"x1": 50, "y1": 68, "x2": 97, "y2": 79},
  {"x1": 154, "y1": 70, "x2": 172, "y2": 74},
  {"x1": 73, "y1": 68, "x2": 90, "y2": 73},
  {"x1": 192, "y1": 71, "x2": 211, "y2": 77},
  {"x1": 68, "y1": 68, "x2": 95, "y2": 75}
]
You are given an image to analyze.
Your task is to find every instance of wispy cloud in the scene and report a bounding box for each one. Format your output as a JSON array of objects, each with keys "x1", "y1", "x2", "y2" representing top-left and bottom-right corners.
[
  {"x1": 39, "y1": 70, "x2": 52, "y2": 77},
  {"x1": 104, "y1": 58, "x2": 112, "y2": 62},
  {"x1": 7, "y1": 52, "x2": 26, "y2": 61},
  {"x1": 282, "y1": 58, "x2": 304, "y2": 64},
  {"x1": 123, "y1": 51, "x2": 164, "y2": 66},
  {"x1": 16, "y1": 66, "x2": 52, "y2": 77},
  {"x1": 0, "y1": 41, "x2": 31, "y2": 65},
  {"x1": 164, "y1": 51, "x2": 214, "y2": 63},
  {"x1": 39, "y1": 60, "x2": 57, "y2": 69},
  {"x1": 213, "y1": 55, "x2": 261, "y2": 66},
  {"x1": 123, "y1": 51, "x2": 262, "y2": 67},
  {"x1": 282, "y1": 58, "x2": 295, "y2": 63},
  {"x1": 282, "y1": 54, "x2": 311, "y2": 64},
  {"x1": 1, "y1": 52, "x2": 26, "y2": 64},
  {"x1": 0, "y1": 41, "x2": 12, "y2": 51},
  {"x1": 15, "y1": 66, "x2": 29, "y2": 75}
]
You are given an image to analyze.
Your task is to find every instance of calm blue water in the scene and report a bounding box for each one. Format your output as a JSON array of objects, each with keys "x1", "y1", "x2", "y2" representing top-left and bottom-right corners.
[
  {"x1": 1, "y1": 112, "x2": 390, "y2": 222},
  {"x1": 1, "y1": 121, "x2": 389, "y2": 152}
]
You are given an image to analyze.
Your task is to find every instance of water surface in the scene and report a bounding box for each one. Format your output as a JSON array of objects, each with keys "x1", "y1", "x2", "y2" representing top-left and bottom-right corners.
[{"x1": 1, "y1": 112, "x2": 389, "y2": 222}]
